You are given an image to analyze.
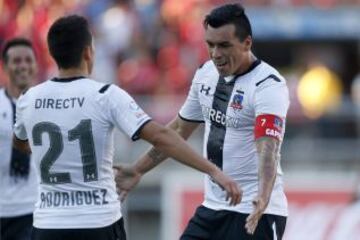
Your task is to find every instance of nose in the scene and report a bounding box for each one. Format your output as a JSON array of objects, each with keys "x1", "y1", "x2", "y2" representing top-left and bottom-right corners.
[
  {"x1": 18, "y1": 60, "x2": 29, "y2": 71},
  {"x1": 211, "y1": 46, "x2": 222, "y2": 59}
]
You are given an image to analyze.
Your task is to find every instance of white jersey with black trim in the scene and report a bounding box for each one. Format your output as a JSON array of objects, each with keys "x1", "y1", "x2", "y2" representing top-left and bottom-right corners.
[
  {"x1": 0, "y1": 88, "x2": 37, "y2": 217},
  {"x1": 14, "y1": 77, "x2": 151, "y2": 228},
  {"x1": 179, "y1": 60, "x2": 290, "y2": 216}
]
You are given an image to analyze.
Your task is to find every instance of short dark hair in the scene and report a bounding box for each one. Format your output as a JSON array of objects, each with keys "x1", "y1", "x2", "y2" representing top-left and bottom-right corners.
[
  {"x1": 2, "y1": 38, "x2": 34, "y2": 63},
  {"x1": 203, "y1": 3, "x2": 252, "y2": 41},
  {"x1": 47, "y1": 15, "x2": 92, "y2": 69}
]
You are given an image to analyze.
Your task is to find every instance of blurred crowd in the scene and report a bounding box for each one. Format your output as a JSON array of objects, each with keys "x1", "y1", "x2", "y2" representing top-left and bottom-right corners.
[
  {"x1": 0, "y1": 0, "x2": 211, "y2": 96},
  {"x1": 1, "y1": 0, "x2": 359, "y2": 97}
]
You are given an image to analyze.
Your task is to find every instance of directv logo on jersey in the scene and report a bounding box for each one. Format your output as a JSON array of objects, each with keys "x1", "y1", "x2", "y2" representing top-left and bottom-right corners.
[
  {"x1": 230, "y1": 90, "x2": 244, "y2": 110},
  {"x1": 201, "y1": 105, "x2": 241, "y2": 129},
  {"x1": 35, "y1": 97, "x2": 85, "y2": 109}
]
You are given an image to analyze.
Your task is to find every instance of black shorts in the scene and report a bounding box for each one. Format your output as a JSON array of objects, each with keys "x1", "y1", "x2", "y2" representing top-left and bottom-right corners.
[
  {"x1": 1, "y1": 214, "x2": 33, "y2": 240},
  {"x1": 31, "y1": 218, "x2": 126, "y2": 240},
  {"x1": 180, "y1": 206, "x2": 286, "y2": 240}
]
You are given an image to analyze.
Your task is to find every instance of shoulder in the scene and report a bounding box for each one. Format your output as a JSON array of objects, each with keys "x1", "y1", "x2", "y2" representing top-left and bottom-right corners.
[
  {"x1": 20, "y1": 81, "x2": 51, "y2": 100},
  {"x1": 95, "y1": 83, "x2": 134, "y2": 109},
  {"x1": 81, "y1": 78, "x2": 118, "y2": 94},
  {"x1": 0, "y1": 88, "x2": 5, "y2": 102},
  {"x1": 253, "y1": 61, "x2": 286, "y2": 88},
  {"x1": 27, "y1": 79, "x2": 52, "y2": 92},
  {"x1": 196, "y1": 60, "x2": 216, "y2": 75},
  {"x1": 193, "y1": 60, "x2": 218, "y2": 84},
  {"x1": 78, "y1": 78, "x2": 106, "y2": 91},
  {"x1": 74, "y1": 78, "x2": 117, "y2": 98},
  {"x1": 96, "y1": 83, "x2": 128, "y2": 97}
]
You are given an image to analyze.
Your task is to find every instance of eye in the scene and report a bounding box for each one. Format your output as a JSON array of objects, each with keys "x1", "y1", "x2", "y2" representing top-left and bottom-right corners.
[
  {"x1": 206, "y1": 41, "x2": 214, "y2": 48},
  {"x1": 25, "y1": 57, "x2": 34, "y2": 64},
  {"x1": 12, "y1": 57, "x2": 21, "y2": 64},
  {"x1": 219, "y1": 43, "x2": 231, "y2": 48}
]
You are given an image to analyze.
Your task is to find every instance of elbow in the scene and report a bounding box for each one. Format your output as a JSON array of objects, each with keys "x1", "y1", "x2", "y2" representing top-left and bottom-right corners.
[{"x1": 151, "y1": 127, "x2": 174, "y2": 149}]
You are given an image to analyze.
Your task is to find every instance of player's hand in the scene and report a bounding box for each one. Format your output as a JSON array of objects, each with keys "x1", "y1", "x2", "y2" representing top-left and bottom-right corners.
[
  {"x1": 113, "y1": 165, "x2": 142, "y2": 202},
  {"x1": 245, "y1": 196, "x2": 267, "y2": 235},
  {"x1": 210, "y1": 169, "x2": 242, "y2": 206}
]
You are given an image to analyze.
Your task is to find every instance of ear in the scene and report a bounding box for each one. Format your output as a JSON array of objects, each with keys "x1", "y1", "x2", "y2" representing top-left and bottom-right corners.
[
  {"x1": 243, "y1": 36, "x2": 252, "y2": 51},
  {"x1": 33, "y1": 60, "x2": 39, "y2": 75},
  {"x1": 2, "y1": 61, "x2": 9, "y2": 73},
  {"x1": 83, "y1": 45, "x2": 92, "y2": 61}
]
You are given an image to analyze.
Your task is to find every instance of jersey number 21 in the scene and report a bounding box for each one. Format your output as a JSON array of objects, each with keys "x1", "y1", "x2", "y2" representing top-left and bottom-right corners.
[{"x1": 32, "y1": 119, "x2": 98, "y2": 184}]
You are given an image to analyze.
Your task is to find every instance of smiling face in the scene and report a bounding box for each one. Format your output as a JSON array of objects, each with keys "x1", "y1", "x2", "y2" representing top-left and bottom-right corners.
[
  {"x1": 4, "y1": 46, "x2": 37, "y2": 90},
  {"x1": 205, "y1": 23, "x2": 251, "y2": 77}
]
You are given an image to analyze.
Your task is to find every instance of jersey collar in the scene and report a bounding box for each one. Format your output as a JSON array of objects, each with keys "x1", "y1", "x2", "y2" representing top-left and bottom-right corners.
[
  {"x1": 225, "y1": 59, "x2": 262, "y2": 83},
  {"x1": 51, "y1": 76, "x2": 86, "y2": 82},
  {"x1": 239, "y1": 59, "x2": 261, "y2": 76}
]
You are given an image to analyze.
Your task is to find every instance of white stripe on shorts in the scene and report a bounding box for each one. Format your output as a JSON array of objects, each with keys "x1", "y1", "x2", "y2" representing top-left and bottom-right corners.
[{"x1": 273, "y1": 222, "x2": 277, "y2": 240}]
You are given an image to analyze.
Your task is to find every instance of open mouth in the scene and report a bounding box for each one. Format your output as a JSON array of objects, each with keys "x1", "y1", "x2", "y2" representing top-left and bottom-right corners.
[{"x1": 215, "y1": 62, "x2": 227, "y2": 68}]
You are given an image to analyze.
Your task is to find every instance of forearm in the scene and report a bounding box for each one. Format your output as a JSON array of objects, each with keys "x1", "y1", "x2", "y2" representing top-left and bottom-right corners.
[
  {"x1": 134, "y1": 116, "x2": 198, "y2": 175},
  {"x1": 256, "y1": 137, "x2": 278, "y2": 205},
  {"x1": 134, "y1": 147, "x2": 167, "y2": 175},
  {"x1": 151, "y1": 127, "x2": 218, "y2": 175}
]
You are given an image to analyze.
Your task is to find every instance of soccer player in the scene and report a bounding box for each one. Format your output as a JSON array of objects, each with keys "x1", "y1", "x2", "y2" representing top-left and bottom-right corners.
[
  {"x1": 12, "y1": 15, "x2": 241, "y2": 240},
  {"x1": 0, "y1": 38, "x2": 38, "y2": 240},
  {"x1": 115, "y1": 3, "x2": 290, "y2": 239}
]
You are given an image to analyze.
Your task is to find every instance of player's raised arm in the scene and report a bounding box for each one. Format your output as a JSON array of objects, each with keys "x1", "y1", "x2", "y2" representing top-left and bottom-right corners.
[{"x1": 138, "y1": 119, "x2": 242, "y2": 206}]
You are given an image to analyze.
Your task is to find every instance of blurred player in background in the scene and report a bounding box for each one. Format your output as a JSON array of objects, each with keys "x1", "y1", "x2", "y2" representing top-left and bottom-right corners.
[
  {"x1": 12, "y1": 15, "x2": 240, "y2": 240},
  {"x1": 115, "y1": 3, "x2": 290, "y2": 239},
  {"x1": 0, "y1": 38, "x2": 38, "y2": 240}
]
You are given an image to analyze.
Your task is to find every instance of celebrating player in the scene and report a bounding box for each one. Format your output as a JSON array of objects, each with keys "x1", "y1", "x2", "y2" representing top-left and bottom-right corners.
[
  {"x1": 115, "y1": 3, "x2": 290, "y2": 239},
  {"x1": 0, "y1": 38, "x2": 38, "y2": 240},
  {"x1": 12, "y1": 15, "x2": 241, "y2": 240}
]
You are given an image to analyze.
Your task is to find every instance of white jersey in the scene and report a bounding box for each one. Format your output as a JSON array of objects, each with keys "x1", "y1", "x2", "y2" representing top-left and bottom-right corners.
[
  {"x1": 14, "y1": 77, "x2": 151, "y2": 228},
  {"x1": 179, "y1": 60, "x2": 289, "y2": 216},
  {"x1": 0, "y1": 88, "x2": 37, "y2": 217}
]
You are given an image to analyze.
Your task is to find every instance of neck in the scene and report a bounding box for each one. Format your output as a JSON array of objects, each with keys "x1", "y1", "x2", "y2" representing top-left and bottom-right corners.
[
  {"x1": 58, "y1": 66, "x2": 89, "y2": 79},
  {"x1": 6, "y1": 83, "x2": 26, "y2": 98},
  {"x1": 235, "y1": 52, "x2": 257, "y2": 75}
]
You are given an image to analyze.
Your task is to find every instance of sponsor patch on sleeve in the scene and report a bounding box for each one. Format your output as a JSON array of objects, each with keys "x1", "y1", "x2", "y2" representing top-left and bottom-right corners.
[
  {"x1": 129, "y1": 100, "x2": 147, "y2": 118},
  {"x1": 254, "y1": 114, "x2": 284, "y2": 141}
]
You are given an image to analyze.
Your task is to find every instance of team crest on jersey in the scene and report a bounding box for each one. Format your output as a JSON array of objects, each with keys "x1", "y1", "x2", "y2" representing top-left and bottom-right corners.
[{"x1": 230, "y1": 90, "x2": 244, "y2": 110}]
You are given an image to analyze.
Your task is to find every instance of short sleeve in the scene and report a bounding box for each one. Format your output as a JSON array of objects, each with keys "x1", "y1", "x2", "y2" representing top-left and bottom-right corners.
[
  {"x1": 178, "y1": 72, "x2": 204, "y2": 122},
  {"x1": 104, "y1": 86, "x2": 151, "y2": 141},
  {"x1": 14, "y1": 93, "x2": 28, "y2": 140},
  {"x1": 254, "y1": 78, "x2": 290, "y2": 118}
]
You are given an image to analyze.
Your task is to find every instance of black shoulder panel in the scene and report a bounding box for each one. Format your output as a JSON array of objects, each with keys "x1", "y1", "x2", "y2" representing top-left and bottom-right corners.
[
  {"x1": 21, "y1": 89, "x2": 28, "y2": 95},
  {"x1": 255, "y1": 74, "x2": 281, "y2": 87},
  {"x1": 198, "y1": 62, "x2": 206, "y2": 69},
  {"x1": 99, "y1": 84, "x2": 111, "y2": 93}
]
